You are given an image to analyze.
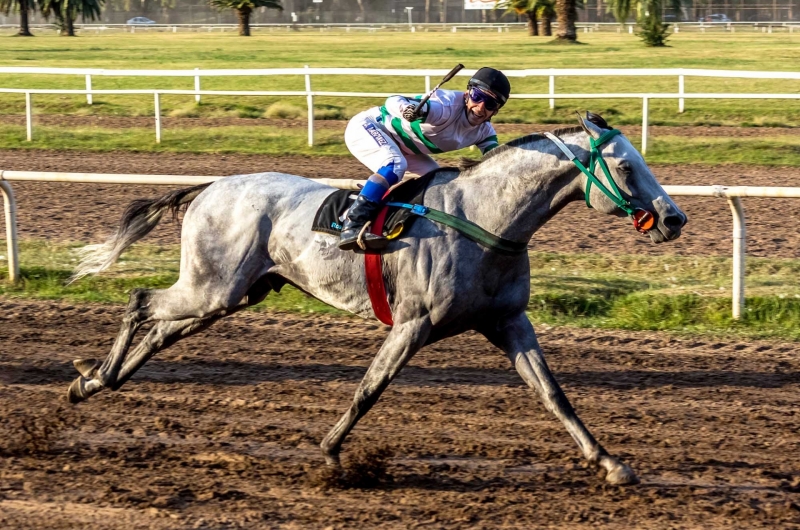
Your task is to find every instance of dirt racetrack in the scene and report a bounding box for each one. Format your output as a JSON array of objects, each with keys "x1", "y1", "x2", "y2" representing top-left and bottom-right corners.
[
  {"x1": 0, "y1": 146, "x2": 799, "y2": 528},
  {"x1": 1, "y1": 298, "x2": 799, "y2": 529}
]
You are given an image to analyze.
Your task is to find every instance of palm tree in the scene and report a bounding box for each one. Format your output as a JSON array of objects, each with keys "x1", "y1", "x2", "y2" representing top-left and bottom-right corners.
[
  {"x1": 538, "y1": 0, "x2": 555, "y2": 35},
  {"x1": 0, "y1": 0, "x2": 36, "y2": 36},
  {"x1": 41, "y1": 0, "x2": 103, "y2": 36},
  {"x1": 496, "y1": 0, "x2": 546, "y2": 36},
  {"x1": 606, "y1": 0, "x2": 681, "y2": 45},
  {"x1": 607, "y1": 0, "x2": 682, "y2": 24},
  {"x1": 555, "y1": 0, "x2": 578, "y2": 40},
  {"x1": 208, "y1": 0, "x2": 282, "y2": 36}
]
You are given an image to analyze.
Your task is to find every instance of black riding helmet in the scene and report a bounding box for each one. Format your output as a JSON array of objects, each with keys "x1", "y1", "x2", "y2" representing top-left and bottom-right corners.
[{"x1": 468, "y1": 67, "x2": 511, "y2": 106}]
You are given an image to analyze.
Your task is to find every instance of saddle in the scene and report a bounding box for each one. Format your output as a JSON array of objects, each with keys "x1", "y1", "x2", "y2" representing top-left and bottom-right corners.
[{"x1": 311, "y1": 171, "x2": 437, "y2": 242}]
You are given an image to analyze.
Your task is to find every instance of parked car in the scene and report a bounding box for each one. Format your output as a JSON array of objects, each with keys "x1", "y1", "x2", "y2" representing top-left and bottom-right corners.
[
  {"x1": 126, "y1": 17, "x2": 156, "y2": 25},
  {"x1": 698, "y1": 14, "x2": 731, "y2": 23}
]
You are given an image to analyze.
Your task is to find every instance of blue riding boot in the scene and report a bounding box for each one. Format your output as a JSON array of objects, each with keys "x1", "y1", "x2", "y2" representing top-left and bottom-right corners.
[{"x1": 338, "y1": 195, "x2": 389, "y2": 251}]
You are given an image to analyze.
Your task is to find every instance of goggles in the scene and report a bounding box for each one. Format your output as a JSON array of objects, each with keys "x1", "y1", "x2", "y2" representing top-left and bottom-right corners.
[{"x1": 467, "y1": 86, "x2": 503, "y2": 112}]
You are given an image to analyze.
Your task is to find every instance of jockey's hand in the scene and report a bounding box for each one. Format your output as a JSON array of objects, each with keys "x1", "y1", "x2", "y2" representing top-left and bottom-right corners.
[{"x1": 402, "y1": 104, "x2": 422, "y2": 122}]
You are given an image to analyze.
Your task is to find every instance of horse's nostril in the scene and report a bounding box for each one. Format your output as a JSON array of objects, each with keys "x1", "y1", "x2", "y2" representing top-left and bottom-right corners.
[{"x1": 663, "y1": 214, "x2": 686, "y2": 230}]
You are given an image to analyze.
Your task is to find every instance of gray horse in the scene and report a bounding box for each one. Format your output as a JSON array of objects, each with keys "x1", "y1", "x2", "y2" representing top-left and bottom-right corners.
[{"x1": 67, "y1": 114, "x2": 686, "y2": 486}]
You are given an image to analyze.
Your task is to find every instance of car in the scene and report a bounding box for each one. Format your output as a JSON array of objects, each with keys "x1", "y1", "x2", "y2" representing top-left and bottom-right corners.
[
  {"x1": 126, "y1": 17, "x2": 156, "y2": 25},
  {"x1": 698, "y1": 14, "x2": 731, "y2": 23}
]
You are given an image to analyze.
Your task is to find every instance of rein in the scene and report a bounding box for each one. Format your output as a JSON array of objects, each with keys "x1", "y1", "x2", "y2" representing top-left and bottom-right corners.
[
  {"x1": 384, "y1": 202, "x2": 528, "y2": 256},
  {"x1": 544, "y1": 130, "x2": 654, "y2": 233}
]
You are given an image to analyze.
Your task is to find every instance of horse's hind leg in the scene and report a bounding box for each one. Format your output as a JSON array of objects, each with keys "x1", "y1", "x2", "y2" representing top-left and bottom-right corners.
[
  {"x1": 68, "y1": 275, "x2": 275, "y2": 403},
  {"x1": 112, "y1": 313, "x2": 224, "y2": 389},
  {"x1": 482, "y1": 311, "x2": 639, "y2": 486},
  {"x1": 67, "y1": 287, "x2": 156, "y2": 402},
  {"x1": 109, "y1": 288, "x2": 265, "y2": 391}
]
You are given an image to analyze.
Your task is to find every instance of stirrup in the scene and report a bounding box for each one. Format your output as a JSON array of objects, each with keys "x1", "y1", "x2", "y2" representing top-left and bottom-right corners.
[{"x1": 356, "y1": 222, "x2": 372, "y2": 250}]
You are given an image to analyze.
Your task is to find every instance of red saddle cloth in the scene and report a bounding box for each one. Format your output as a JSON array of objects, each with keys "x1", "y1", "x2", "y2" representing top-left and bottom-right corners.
[{"x1": 364, "y1": 206, "x2": 394, "y2": 326}]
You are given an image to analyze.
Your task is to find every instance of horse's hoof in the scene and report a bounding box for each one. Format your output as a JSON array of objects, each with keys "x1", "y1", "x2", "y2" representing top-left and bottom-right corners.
[
  {"x1": 605, "y1": 463, "x2": 640, "y2": 486},
  {"x1": 67, "y1": 376, "x2": 97, "y2": 404},
  {"x1": 322, "y1": 452, "x2": 341, "y2": 467},
  {"x1": 73, "y1": 358, "x2": 100, "y2": 378}
]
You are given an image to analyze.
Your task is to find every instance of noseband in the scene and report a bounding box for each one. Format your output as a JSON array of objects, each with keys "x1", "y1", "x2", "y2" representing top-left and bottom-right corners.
[{"x1": 544, "y1": 130, "x2": 654, "y2": 234}]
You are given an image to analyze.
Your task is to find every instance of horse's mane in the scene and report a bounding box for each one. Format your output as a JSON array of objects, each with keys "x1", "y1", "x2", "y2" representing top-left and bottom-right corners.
[{"x1": 459, "y1": 113, "x2": 613, "y2": 172}]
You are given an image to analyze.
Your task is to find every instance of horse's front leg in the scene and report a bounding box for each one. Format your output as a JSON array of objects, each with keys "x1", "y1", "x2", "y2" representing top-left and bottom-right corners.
[
  {"x1": 320, "y1": 313, "x2": 432, "y2": 466},
  {"x1": 483, "y1": 312, "x2": 638, "y2": 486}
]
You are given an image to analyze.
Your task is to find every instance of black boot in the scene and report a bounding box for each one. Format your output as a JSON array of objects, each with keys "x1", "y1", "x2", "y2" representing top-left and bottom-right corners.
[{"x1": 338, "y1": 195, "x2": 389, "y2": 251}]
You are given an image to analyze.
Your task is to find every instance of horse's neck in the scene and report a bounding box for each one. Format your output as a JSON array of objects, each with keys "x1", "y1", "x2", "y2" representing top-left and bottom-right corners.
[{"x1": 439, "y1": 132, "x2": 587, "y2": 243}]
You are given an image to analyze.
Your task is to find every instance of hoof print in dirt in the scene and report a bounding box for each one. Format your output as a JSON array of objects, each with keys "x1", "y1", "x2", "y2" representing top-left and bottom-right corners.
[{"x1": 313, "y1": 446, "x2": 394, "y2": 489}]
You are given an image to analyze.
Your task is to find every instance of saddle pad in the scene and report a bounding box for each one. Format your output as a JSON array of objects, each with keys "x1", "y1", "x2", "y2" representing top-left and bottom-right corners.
[{"x1": 311, "y1": 171, "x2": 437, "y2": 238}]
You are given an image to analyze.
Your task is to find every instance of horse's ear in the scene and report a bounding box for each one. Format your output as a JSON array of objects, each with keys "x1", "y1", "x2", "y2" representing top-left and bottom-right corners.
[{"x1": 576, "y1": 111, "x2": 605, "y2": 140}]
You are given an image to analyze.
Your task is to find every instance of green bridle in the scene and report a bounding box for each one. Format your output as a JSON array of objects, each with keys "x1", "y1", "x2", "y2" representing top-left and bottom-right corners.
[{"x1": 544, "y1": 129, "x2": 654, "y2": 233}]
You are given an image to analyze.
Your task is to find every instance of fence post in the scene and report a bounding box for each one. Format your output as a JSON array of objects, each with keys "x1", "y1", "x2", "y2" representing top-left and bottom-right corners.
[
  {"x1": 194, "y1": 67, "x2": 201, "y2": 104},
  {"x1": 678, "y1": 73, "x2": 685, "y2": 113},
  {"x1": 25, "y1": 92, "x2": 32, "y2": 142},
  {"x1": 0, "y1": 177, "x2": 20, "y2": 283},
  {"x1": 425, "y1": 75, "x2": 431, "y2": 93},
  {"x1": 85, "y1": 74, "x2": 93, "y2": 105},
  {"x1": 641, "y1": 97, "x2": 648, "y2": 155},
  {"x1": 305, "y1": 65, "x2": 314, "y2": 146},
  {"x1": 549, "y1": 73, "x2": 555, "y2": 110},
  {"x1": 728, "y1": 196, "x2": 746, "y2": 319},
  {"x1": 154, "y1": 92, "x2": 161, "y2": 143}
]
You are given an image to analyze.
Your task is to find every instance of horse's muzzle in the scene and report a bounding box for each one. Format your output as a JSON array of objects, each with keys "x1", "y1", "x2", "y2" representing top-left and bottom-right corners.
[{"x1": 651, "y1": 212, "x2": 687, "y2": 243}]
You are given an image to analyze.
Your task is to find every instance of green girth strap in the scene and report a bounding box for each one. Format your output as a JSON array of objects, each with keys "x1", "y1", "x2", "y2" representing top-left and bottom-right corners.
[{"x1": 385, "y1": 202, "x2": 528, "y2": 256}]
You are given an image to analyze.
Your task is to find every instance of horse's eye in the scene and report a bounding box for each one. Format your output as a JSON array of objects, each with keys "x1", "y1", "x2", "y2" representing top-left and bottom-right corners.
[{"x1": 617, "y1": 164, "x2": 632, "y2": 177}]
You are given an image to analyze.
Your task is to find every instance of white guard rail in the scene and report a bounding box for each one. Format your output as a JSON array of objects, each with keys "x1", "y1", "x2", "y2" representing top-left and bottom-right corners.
[
  {"x1": 2, "y1": 67, "x2": 800, "y2": 149},
  {"x1": 3, "y1": 171, "x2": 800, "y2": 319}
]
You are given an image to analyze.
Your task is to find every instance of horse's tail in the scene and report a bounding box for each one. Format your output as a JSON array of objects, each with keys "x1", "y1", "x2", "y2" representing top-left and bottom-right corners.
[{"x1": 69, "y1": 183, "x2": 211, "y2": 284}]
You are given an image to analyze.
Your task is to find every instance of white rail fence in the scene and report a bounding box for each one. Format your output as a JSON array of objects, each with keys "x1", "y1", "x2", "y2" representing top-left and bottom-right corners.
[
  {"x1": 2, "y1": 170, "x2": 800, "y2": 319},
  {"x1": 2, "y1": 67, "x2": 800, "y2": 151}
]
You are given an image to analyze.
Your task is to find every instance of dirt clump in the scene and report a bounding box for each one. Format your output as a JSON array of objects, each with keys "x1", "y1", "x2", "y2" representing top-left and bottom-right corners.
[
  {"x1": 0, "y1": 406, "x2": 77, "y2": 457},
  {"x1": 312, "y1": 445, "x2": 395, "y2": 490}
]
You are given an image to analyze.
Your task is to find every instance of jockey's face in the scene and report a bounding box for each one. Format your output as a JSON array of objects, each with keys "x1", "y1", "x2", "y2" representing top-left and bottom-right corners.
[{"x1": 465, "y1": 87, "x2": 500, "y2": 125}]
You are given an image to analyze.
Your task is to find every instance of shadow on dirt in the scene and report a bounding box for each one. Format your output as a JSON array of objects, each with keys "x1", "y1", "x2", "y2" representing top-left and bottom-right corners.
[{"x1": 4, "y1": 358, "x2": 797, "y2": 392}]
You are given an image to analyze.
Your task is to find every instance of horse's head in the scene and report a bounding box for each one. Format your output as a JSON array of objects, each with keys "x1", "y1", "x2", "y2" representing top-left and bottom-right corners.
[{"x1": 573, "y1": 112, "x2": 687, "y2": 244}]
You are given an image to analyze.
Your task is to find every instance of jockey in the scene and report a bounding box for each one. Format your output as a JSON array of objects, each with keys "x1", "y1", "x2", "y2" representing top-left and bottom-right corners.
[{"x1": 339, "y1": 66, "x2": 511, "y2": 251}]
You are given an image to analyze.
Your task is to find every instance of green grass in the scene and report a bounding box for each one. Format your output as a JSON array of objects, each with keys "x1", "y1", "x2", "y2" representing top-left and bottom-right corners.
[
  {"x1": 1, "y1": 32, "x2": 800, "y2": 127},
  {"x1": 0, "y1": 241, "x2": 340, "y2": 314},
  {"x1": 3, "y1": 123, "x2": 800, "y2": 166},
  {"x1": 2, "y1": 241, "x2": 799, "y2": 339},
  {"x1": 526, "y1": 252, "x2": 800, "y2": 337}
]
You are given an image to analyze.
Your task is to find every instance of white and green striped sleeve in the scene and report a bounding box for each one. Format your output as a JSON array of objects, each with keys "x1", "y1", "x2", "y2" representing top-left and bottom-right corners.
[{"x1": 477, "y1": 132, "x2": 500, "y2": 154}]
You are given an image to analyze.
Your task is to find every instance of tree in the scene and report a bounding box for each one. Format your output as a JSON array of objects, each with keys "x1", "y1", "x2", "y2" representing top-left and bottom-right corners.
[
  {"x1": 606, "y1": 0, "x2": 681, "y2": 46},
  {"x1": 538, "y1": 0, "x2": 555, "y2": 35},
  {"x1": 496, "y1": 0, "x2": 547, "y2": 36},
  {"x1": 208, "y1": 0, "x2": 282, "y2": 36},
  {"x1": 555, "y1": 0, "x2": 578, "y2": 41},
  {"x1": 41, "y1": 0, "x2": 103, "y2": 36},
  {"x1": 0, "y1": 0, "x2": 36, "y2": 36}
]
